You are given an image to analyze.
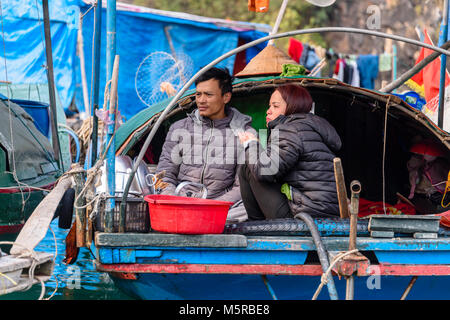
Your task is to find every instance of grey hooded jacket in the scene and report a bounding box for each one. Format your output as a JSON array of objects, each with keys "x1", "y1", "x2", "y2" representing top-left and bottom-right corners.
[
  {"x1": 246, "y1": 112, "x2": 342, "y2": 217},
  {"x1": 156, "y1": 106, "x2": 254, "y2": 205}
]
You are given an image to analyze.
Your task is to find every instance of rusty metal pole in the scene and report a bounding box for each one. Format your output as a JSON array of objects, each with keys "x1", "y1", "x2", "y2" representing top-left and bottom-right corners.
[{"x1": 346, "y1": 180, "x2": 361, "y2": 300}]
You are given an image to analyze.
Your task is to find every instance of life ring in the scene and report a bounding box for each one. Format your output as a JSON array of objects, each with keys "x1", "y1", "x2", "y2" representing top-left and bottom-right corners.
[{"x1": 54, "y1": 188, "x2": 75, "y2": 229}]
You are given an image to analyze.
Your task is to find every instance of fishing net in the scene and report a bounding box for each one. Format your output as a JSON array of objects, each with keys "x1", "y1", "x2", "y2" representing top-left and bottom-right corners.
[{"x1": 135, "y1": 51, "x2": 194, "y2": 108}]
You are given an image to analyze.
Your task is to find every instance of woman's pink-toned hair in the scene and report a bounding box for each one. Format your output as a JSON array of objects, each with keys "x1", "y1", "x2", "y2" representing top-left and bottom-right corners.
[{"x1": 274, "y1": 84, "x2": 313, "y2": 115}]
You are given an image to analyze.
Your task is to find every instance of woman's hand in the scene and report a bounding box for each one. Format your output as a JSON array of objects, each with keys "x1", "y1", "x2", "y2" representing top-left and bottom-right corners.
[{"x1": 238, "y1": 131, "x2": 258, "y2": 145}]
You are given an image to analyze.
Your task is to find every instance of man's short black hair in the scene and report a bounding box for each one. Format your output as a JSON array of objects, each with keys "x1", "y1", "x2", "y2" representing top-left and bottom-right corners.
[{"x1": 195, "y1": 67, "x2": 233, "y2": 95}]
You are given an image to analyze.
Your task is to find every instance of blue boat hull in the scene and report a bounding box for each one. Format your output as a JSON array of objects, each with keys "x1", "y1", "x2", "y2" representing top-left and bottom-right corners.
[{"x1": 110, "y1": 273, "x2": 450, "y2": 300}]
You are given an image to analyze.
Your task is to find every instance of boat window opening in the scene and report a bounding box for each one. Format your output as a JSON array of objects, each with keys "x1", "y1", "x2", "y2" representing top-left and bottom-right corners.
[
  {"x1": 0, "y1": 144, "x2": 8, "y2": 173},
  {"x1": 125, "y1": 80, "x2": 450, "y2": 217}
]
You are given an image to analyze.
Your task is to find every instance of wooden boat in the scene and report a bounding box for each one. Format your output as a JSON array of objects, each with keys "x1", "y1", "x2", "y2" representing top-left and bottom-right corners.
[
  {"x1": 77, "y1": 1, "x2": 450, "y2": 300},
  {"x1": 89, "y1": 71, "x2": 450, "y2": 300}
]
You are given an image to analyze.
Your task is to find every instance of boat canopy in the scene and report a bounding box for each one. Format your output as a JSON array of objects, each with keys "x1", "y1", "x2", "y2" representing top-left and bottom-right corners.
[
  {"x1": 114, "y1": 75, "x2": 450, "y2": 205},
  {"x1": 0, "y1": 98, "x2": 57, "y2": 187}
]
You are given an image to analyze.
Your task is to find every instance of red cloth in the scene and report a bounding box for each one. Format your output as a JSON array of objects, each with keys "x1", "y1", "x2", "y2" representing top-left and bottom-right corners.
[
  {"x1": 357, "y1": 198, "x2": 416, "y2": 218},
  {"x1": 288, "y1": 38, "x2": 303, "y2": 63},
  {"x1": 411, "y1": 29, "x2": 450, "y2": 103}
]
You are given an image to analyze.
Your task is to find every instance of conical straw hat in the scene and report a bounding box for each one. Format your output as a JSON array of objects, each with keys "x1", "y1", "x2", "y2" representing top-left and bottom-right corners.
[{"x1": 235, "y1": 44, "x2": 299, "y2": 77}]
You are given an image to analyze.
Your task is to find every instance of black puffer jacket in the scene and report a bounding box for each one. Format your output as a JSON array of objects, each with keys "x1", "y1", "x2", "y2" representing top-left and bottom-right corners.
[{"x1": 246, "y1": 113, "x2": 342, "y2": 217}]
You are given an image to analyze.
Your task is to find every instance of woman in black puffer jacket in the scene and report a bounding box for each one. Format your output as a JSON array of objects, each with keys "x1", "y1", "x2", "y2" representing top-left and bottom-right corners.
[{"x1": 238, "y1": 84, "x2": 342, "y2": 220}]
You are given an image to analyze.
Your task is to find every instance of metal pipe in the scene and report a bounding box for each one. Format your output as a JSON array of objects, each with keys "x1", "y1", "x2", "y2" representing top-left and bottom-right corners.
[
  {"x1": 42, "y1": 0, "x2": 63, "y2": 173},
  {"x1": 391, "y1": 44, "x2": 397, "y2": 93},
  {"x1": 268, "y1": 0, "x2": 289, "y2": 45},
  {"x1": 438, "y1": 0, "x2": 449, "y2": 129},
  {"x1": 400, "y1": 276, "x2": 418, "y2": 300},
  {"x1": 261, "y1": 275, "x2": 278, "y2": 300},
  {"x1": 105, "y1": 0, "x2": 117, "y2": 233},
  {"x1": 119, "y1": 27, "x2": 450, "y2": 218},
  {"x1": 346, "y1": 180, "x2": 361, "y2": 300},
  {"x1": 294, "y1": 212, "x2": 339, "y2": 300},
  {"x1": 345, "y1": 277, "x2": 354, "y2": 300},
  {"x1": 91, "y1": 0, "x2": 102, "y2": 167},
  {"x1": 349, "y1": 180, "x2": 361, "y2": 251}
]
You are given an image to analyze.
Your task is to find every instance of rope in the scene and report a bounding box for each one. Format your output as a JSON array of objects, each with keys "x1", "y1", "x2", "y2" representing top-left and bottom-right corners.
[
  {"x1": 312, "y1": 249, "x2": 359, "y2": 300},
  {"x1": 0, "y1": 241, "x2": 46, "y2": 299},
  {"x1": 382, "y1": 97, "x2": 391, "y2": 215},
  {"x1": 0, "y1": 221, "x2": 59, "y2": 300},
  {"x1": 0, "y1": 0, "x2": 28, "y2": 214}
]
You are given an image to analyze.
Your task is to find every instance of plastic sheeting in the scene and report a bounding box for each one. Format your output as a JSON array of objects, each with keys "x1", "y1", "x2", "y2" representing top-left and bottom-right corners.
[
  {"x1": 0, "y1": 0, "x2": 269, "y2": 122},
  {"x1": 0, "y1": 0, "x2": 81, "y2": 113},
  {"x1": 76, "y1": 3, "x2": 269, "y2": 122}
]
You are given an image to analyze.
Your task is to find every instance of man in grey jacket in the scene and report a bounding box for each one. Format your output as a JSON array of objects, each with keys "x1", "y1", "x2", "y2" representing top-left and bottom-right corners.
[{"x1": 156, "y1": 67, "x2": 254, "y2": 222}]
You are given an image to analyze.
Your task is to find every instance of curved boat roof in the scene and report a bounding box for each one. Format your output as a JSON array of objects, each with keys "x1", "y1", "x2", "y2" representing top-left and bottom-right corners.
[{"x1": 115, "y1": 75, "x2": 450, "y2": 156}]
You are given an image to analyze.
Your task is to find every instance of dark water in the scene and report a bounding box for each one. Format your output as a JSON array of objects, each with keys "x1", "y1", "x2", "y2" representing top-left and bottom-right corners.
[{"x1": 1, "y1": 220, "x2": 134, "y2": 300}]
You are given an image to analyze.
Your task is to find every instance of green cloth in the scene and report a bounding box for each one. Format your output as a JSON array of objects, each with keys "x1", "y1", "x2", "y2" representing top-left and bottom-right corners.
[
  {"x1": 281, "y1": 183, "x2": 292, "y2": 201},
  {"x1": 280, "y1": 64, "x2": 306, "y2": 77},
  {"x1": 379, "y1": 53, "x2": 392, "y2": 72}
]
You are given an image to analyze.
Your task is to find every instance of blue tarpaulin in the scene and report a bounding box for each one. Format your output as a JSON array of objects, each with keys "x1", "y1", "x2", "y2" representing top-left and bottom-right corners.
[
  {"x1": 0, "y1": 1, "x2": 269, "y2": 121},
  {"x1": 77, "y1": 2, "x2": 270, "y2": 121},
  {"x1": 0, "y1": 0, "x2": 81, "y2": 114}
]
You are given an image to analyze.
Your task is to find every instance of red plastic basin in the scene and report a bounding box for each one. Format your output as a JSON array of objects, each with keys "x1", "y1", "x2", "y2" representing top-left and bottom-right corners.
[{"x1": 144, "y1": 194, "x2": 233, "y2": 234}]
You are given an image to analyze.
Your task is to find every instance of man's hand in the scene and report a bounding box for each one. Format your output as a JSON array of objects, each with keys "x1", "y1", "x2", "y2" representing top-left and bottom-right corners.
[{"x1": 153, "y1": 171, "x2": 169, "y2": 191}]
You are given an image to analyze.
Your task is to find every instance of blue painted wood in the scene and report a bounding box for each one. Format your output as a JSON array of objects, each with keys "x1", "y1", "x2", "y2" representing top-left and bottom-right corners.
[
  {"x1": 110, "y1": 273, "x2": 450, "y2": 300},
  {"x1": 97, "y1": 236, "x2": 450, "y2": 265},
  {"x1": 98, "y1": 247, "x2": 308, "y2": 265},
  {"x1": 374, "y1": 251, "x2": 450, "y2": 264}
]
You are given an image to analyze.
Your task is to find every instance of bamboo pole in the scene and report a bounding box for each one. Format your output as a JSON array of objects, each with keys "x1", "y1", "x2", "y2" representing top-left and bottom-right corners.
[
  {"x1": 42, "y1": 0, "x2": 63, "y2": 172},
  {"x1": 104, "y1": 0, "x2": 117, "y2": 233},
  {"x1": 438, "y1": 0, "x2": 449, "y2": 128},
  {"x1": 90, "y1": 0, "x2": 102, "y2": 167},
  {"x1": 77, "y1": 19, "x2": 90, "y2": 115},
  {"x1": 74, "y1": 170, "x2": 86, "y2": 247}
]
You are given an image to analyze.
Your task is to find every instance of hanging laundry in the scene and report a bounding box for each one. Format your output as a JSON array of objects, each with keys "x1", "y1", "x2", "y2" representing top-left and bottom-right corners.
[
  {"x1": 288, "y1": 38, "x2": 303, "y2": 63},
  {"x1": 379, "y1": 53, "x2": 392, "y2": 72},
  {"x1": 343, "y1": 61, "x2": 353, "y2": 84},
  {"x1": 326, "y1": 49, "x2": 339, "y2": 78},
  {"x1": 347, "y1": 59, "x2": 360, "y2": 87},
  {"x1": 332, "y1": 58, "x2": 345, "y2": 82},
  {"x1": 299, "y1": 43, "x2": 321, "y2": 71},
  {"x1": 357, "y1": 54, "x2": 379, "y2": 89},
  {"x1": 248, "y1": 0, "x2": 270, "y2": 12}
]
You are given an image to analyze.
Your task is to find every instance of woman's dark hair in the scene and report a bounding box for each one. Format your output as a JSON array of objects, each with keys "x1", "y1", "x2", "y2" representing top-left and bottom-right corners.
[
  {"x1": 274, "y1": 84, "x2": 313, "y2": 115},
  {"x1": 195, "y1": 67, "x2": 233, "y2": 95}
]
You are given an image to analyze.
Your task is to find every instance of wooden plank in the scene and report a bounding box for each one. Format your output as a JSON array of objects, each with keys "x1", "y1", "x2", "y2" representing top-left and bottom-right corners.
[
  {"x1": 333, "y1": 158, "x2": 350, "y2": 218},
  {"x1": 96, "y1": 262, "x2": 450, "y2": 276},
  {"x1": 95, "y1": 232, "x2": 248, "y2": 248},
  {"x1": 95, "y1": 234, "x2": 450, "y2": 252},
  {"x1": 368, "y1": 215, "x2": 441, "y2": 234},
  {"x1": 10, "y1": 176, "x2": 72, "y2": 256},
  {"x1": 371, "y1": 231, "x2": 395, "y2": 238},
  {"x1": 413, "y1": 233, "x2": 438, "y2": 239}
]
